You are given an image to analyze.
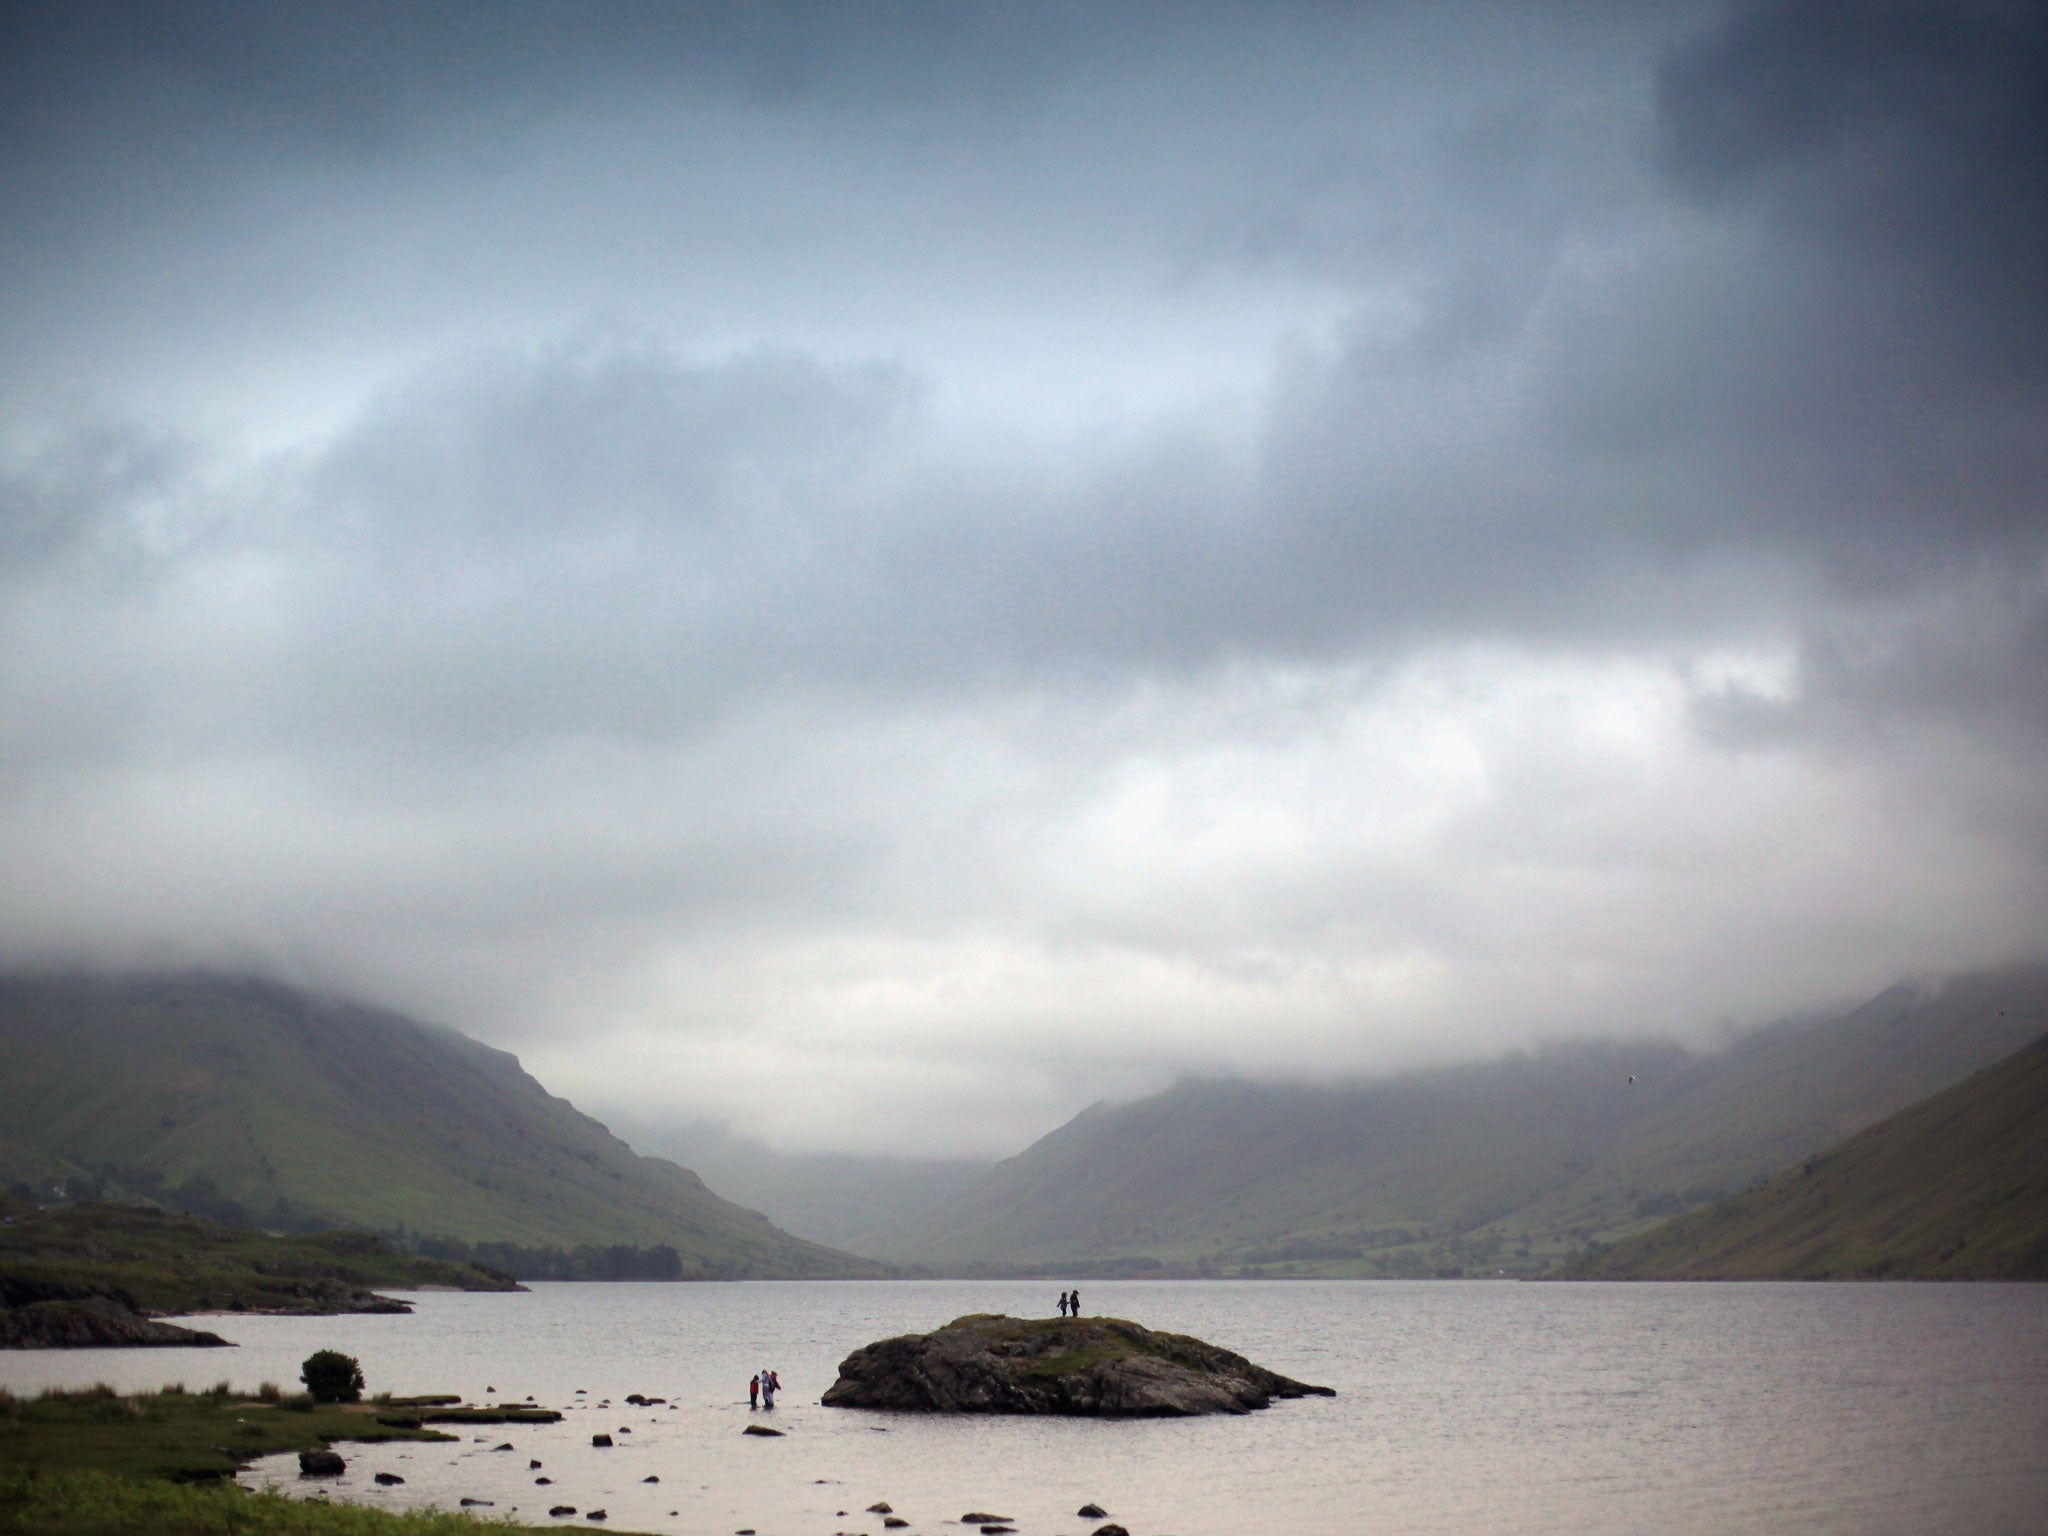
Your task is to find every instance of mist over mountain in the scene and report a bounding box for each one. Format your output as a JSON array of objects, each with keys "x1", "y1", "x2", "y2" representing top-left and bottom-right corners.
[
  {"x1": 866, "y1": 968, "x2": 2048, "y2": 1276},
  {"x1": 1564, "y1": 1028, "x2": 2048, "y2": 1280}
]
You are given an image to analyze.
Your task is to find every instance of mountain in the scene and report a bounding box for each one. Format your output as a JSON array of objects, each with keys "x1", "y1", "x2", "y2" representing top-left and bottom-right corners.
[
  {"x1": 1559, "y1": 1030, "x2": 2048, "y2": 1279},
  {"x1": 866, "y1": 967, "x2": 2048, "y2": 1276},
  {"x1": 0, "y1": 971, "x2": 876, "y2": 1278},
  {"x1": 601, "y1": 1113, "x2": 993, "y2": 1253}
]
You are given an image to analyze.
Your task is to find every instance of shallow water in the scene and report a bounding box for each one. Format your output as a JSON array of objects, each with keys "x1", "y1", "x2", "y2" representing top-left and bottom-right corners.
[{"x1": 5, "y1": 1279, "x2": 2045, "y2": 1535}]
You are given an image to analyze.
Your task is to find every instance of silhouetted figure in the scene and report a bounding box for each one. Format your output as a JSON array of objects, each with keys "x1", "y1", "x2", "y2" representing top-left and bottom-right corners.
[
  {"x1": 1069, "y1": 1288, "x2": 1081, "y2": 1316},
  {"x1": 1057, "y1": 1290, "x2": 1070, "y2": 1317},
  {"x1": 748, "y1": 1374, "x2": 759, "y2": 1410}
]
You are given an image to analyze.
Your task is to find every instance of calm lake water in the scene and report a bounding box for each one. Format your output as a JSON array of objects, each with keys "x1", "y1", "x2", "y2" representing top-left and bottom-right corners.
[{"x1": 4, "y1": 1279, "x2": 2046, "y2": 1535}]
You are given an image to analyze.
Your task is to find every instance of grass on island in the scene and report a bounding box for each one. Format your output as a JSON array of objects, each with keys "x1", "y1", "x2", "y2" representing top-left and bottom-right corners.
[{"x1": 945, "y1": 1313, "x2": 1222, "y2": 1379}]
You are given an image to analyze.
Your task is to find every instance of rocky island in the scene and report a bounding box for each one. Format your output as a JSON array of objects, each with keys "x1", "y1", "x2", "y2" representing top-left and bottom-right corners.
[{"x1": 821, "y1": 1313, "x2": 1335, "y2": 1417}]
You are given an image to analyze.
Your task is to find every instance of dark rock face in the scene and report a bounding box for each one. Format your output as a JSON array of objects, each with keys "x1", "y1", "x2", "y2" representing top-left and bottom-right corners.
[
  {"x1": 742, "y1": 1423, "x2": 784, "y2": 1436},
  {"x1": 821, "y1": 1314, "x2": 1336, "y2": 1417},
  {"x1": 0, "y1": 1297, "x2": 231, "y2": 1349},
  {"x1": 1077, "y1": 1504, "x2": 1109, "y2": 1518},
  {"x1": 373, "y1": 1472, "x2": 405, "y2": 1485},
  {"x1": 298, "y1": 1449, "x2": 345, "y2": 1476}
]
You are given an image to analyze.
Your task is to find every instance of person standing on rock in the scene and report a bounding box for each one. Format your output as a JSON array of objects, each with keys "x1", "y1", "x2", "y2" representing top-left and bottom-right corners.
[{"x1": 748, "y1": 1374, "x2": 759, "y2": 1410}]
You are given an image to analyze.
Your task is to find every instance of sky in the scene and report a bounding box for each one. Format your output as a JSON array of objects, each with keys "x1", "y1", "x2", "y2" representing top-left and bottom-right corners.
[{"x1": 2, "y1": 0, "x2": 2044, "y2": 1158}]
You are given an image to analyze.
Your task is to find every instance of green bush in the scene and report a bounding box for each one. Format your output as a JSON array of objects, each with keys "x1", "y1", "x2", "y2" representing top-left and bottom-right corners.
[{"x1": 299, "y1": 1350, "x2": 364, "y2": 1404}]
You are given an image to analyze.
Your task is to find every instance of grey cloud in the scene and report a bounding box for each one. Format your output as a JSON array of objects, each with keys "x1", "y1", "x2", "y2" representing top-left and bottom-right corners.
[
  {"x1": 0, "y1": 419, "x2": 195, "y2": 571},
  {"x1": 2, "y1": 0, "x2": 2044, "y2": 1151}
]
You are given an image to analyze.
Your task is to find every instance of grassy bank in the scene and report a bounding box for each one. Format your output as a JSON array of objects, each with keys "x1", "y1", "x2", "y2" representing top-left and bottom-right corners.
[
  {"x1": 0, "y1": 1386, "x2": 631, "y2": 1535},
  {"x1": 0, "y1": 1467, "x2": 534, "y2": 1536},
  {"x1": 0, "y1": 1203, "x2": 516, "y2": 1318},
  {"x1": 0, "y1": 1383, "x2": 447, "y2": 1483}
]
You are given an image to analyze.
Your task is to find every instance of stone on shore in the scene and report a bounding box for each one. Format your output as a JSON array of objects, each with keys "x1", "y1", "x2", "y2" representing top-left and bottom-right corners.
[{"x1": 821, "y1": 1314, "x2": 1335, "y2": 1417}]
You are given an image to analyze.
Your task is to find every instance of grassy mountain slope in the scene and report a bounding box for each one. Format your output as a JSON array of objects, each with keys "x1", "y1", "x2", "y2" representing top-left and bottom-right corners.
[
  {"x1": 0, "y1": 972, "x2": 874, "y2": 1277},
  {"x1": 1475, "y1": 969, "x2": 2048, "y2": 1248},
  {"x1": 1559, "y1": 1030, "x2": 2048, "y2": 1279},
  {"x1": 869, "y1": 967, "x2": 2048, "y2": 1275}
]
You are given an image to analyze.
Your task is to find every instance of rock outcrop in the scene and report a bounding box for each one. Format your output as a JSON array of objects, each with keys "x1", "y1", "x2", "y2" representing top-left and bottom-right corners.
[
  {"x1": 821, "y1": 1313, "x2": 1335, "y2": 1417},
  {"x1": 0, "y1": 1297, "x2": 231, "y2": 1349}
]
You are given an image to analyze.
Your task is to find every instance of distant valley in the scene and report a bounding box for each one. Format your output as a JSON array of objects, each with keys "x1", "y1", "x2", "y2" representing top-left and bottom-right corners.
[
  {"x1": 855, "y1": 968, "x2": 2047, "y2": 1276},
  {"x1": 601, "y1": 1113, "x2": 993, "y2": 1253}
]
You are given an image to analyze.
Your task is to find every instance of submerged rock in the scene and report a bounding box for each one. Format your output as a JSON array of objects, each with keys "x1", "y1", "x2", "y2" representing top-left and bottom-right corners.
[{"x1": 821, "y1": 1314, "x2": 1336, "y2": 1417}]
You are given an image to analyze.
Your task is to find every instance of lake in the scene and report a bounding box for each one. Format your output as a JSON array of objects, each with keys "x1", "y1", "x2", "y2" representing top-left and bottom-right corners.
[{"x1": 4, "y1": 1279, "x2": 2046, "y2": 1535}]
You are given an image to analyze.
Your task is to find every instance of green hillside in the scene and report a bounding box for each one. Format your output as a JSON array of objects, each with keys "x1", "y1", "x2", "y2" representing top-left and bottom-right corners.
[
  {"x1": 868, "y1": 968, "x2": 2048, "y2": 1276},
  {"x1": 1558, "y1": 1031, "x2": 2048, "y2": 1280},
  {"x1": 0, "y1": 972, "x2": 875, "y2": 1278}
]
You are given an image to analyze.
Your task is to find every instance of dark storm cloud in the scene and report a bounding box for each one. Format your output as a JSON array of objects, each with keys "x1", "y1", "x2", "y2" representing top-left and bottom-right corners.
[
  {"x1": 1659, "y1": 0, "x2": 2048, "y2": 366},
  {"x1": 1636, "y1": 0, "x2": 2048, "y2": 566}
]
